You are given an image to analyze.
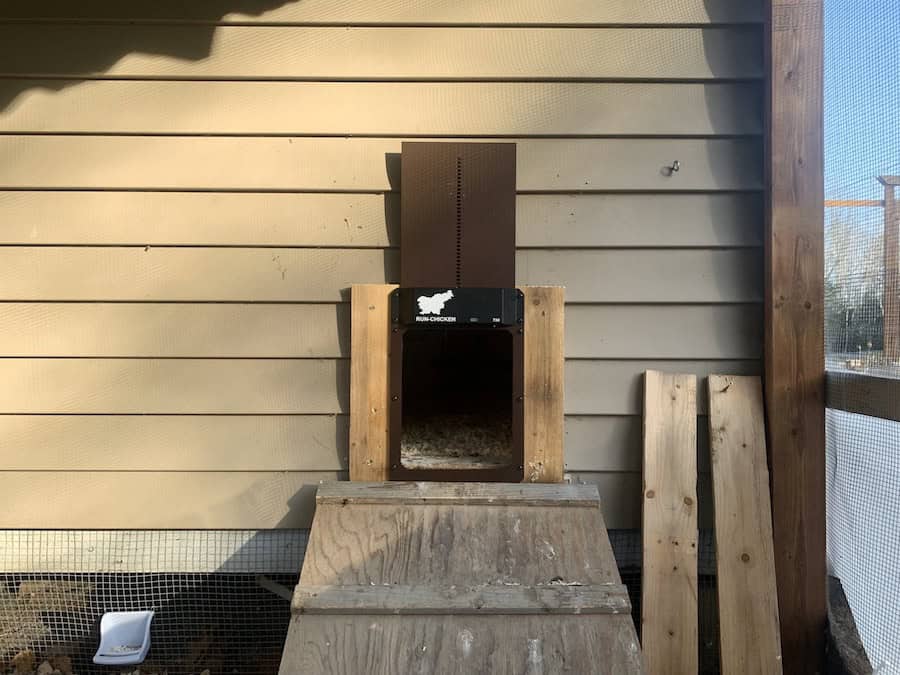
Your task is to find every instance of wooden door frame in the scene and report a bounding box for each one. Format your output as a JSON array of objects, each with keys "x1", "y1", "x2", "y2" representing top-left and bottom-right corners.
[{"x1": 765, "y1": 1, "x2": 826, "y2": 672}]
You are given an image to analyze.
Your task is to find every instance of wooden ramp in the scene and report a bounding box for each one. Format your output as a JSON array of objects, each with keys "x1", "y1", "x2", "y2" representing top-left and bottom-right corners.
[{"x1": 279, "y1": 482, "x2": 642, "y2": 674}]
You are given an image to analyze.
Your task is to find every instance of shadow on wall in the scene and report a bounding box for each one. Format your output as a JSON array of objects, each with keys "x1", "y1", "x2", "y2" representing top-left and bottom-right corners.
[
  {"x1": 0, "y1": 0, "x2": 292, "y2": 110},
  {"x1": 702, "y1": 0, "x2": 766, "y2": 304}
]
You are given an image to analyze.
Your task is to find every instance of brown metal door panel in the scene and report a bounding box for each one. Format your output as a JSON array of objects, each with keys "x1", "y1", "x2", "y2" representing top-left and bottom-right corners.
[
  {"x1": 458, "y1": 143, "x2": 516, "y2": 288},
  {"x1": 400, "y1": 142, "x2": 516, "y2": 288},
  {"x1": 400, "y1": 142, "x2": 458, "y2": 287}
]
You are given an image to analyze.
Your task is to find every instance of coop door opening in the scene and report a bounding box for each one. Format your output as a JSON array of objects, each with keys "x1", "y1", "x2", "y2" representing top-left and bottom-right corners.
[{"x1": 400, "y1": 328, "x2": 514, "y2": 472}]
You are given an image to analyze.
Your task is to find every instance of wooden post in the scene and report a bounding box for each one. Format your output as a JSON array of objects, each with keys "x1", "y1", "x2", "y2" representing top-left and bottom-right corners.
[
  {"x1": 879, "y1": 176, "x2": 900, "y2": 362},
  {"x1": 766, "y1": 1, "x2": 826, "y2": 672}
]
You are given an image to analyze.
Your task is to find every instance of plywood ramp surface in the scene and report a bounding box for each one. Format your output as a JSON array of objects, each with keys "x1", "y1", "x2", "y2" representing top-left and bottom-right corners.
[
  {"x1": 708, "y1": 376, "x2": 782, "y2": 674},
  {"x1": 280, "y1": 482, "x2": 642, "y2": 674}
]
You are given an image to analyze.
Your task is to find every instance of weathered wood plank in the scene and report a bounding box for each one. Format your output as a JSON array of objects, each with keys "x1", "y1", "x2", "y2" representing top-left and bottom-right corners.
[
  {"x1": 0, "y1": 248, "x2": 761, "y2": 302},
  {"x1": 766, "y1": 1, "x2": 827, "y2": 670},
  {"x1": 642, "y1": 371, "x2": 698, "y2": 675},
  {"x1": 0, "y1": 358, "x2": 759, "y2": 415},
  {"x1": 0, "y1": 192, "x2": 762, "y2": 248},
  {"x1": 0, "y1": 81, "x2": 763, "y2": 135},
  {"x1": 0, "y1": 137, "x2": 763, "y2": 191},
  {"x1": 281, "y1": 614, "x2": 642, "y2": 674},
  {"x1": 0, "y1": 0, "x2": 764, "y2": 24},
  {"x1": 317, "y1": 481, "x2": 599, "y2": 506},
  {"x1": 826, "y1": 371, "x2": 900, "y2": 423},
  {"x1": 0, "y1": 471, "x2": 342, "y2": 528},
  {"x1": 709, "y1": 375, "x2": 782, "y2": 674},
  {"x1": 0, "y1": 302, "x2": 761, "y2": 359},
  {"x1": 523, "y1": 286, "x2": 565, "y2": 483},
  {"x1": 348, "y1": 284, "x2": 394, "y2": 481},
  {"x1": 293, "y1": 583, "x2": 630, "y2": 615},
  {"x1": 0, "y1": 26, "x2": 763, "y2": 79}
]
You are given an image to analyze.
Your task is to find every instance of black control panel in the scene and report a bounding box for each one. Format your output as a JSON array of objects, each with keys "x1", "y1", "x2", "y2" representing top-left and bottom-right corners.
[{"x1": 392, "y1": 287, "x2": 523, "y2": 327}]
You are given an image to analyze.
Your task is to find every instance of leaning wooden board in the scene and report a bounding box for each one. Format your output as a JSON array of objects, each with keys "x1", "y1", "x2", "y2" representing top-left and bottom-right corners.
[
  {"x1": 279, "y1": 482, "x2": 642, "y2": 674},
  {"x1": 708, "y1": 375, "x2": 782, "y2": 674},
  {"x1": 642, "y1": 371, "x2": 698, "y2": 674}
]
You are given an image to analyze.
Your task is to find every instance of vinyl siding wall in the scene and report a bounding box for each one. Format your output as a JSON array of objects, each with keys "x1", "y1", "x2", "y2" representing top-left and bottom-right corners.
[{"x1": 0, "y1": 0, "x2": 763, "y2": 529}]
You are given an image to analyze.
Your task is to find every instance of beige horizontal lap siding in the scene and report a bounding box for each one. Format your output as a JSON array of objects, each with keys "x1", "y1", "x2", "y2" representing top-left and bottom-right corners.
[
  {"x1": 0, "y1": 81, "x2": 763, "y2": 135},
  {"x1": 0, "y1": 26, "x2": 762, "y2": 79},
  {"x1": 0, "y1": 8, "x2": 763, "y2": 529},
  {"x1": 0, "y1": 470, "x2": 666, "y2": 529},
  {"x1": 0, "y1": 0, "x2": 763, "y2": 24},
  {"x1": 0, "y1": 303, "x2": 762, "y2": 358},
  {"x1": 0, "y1": 358, "x2": 758, "y2": 415},
  {"x1": 0, "y1": 471, "x2": 341, "y2": 529},
  {"x1": 0, "y1": 248, "x2": 759, "y2": 302},
  {"x1": 0, "y1": 192, "x2": 762, "y2": 247},
  {"x1": 0, "y1": 137, "x2": 762, "y2": 191},
  {"x1": 0, "y1": 415, "x2": 715, "y2": 474}
]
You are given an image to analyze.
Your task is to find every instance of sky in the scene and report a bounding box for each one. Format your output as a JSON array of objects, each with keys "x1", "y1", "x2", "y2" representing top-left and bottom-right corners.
[{"x1": 825, "y1": 0, "x2": 900, "y2": 201}]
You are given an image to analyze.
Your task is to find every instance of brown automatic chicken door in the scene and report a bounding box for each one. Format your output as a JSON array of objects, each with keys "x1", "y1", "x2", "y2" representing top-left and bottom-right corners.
[
  {"x1": 349, "y1": 142, "x2": 564, "y2": 483},
  {"x1": 389, "y1": 143, "x2": 522, "y2": 481}
]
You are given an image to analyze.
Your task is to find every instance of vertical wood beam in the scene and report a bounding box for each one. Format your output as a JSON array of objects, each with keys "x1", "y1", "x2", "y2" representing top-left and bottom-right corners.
[
  {"x1": 766, "y1": 1, "x2": 827, "y2": 672},
  {"x1": 880, "y1": 179, "x2": 899, "y2": 361}
]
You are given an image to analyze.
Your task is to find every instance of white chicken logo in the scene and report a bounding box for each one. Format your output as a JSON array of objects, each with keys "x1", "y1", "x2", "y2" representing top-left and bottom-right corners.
[{"x1": 416, "y1": 290, "x2": 454, "y2": 315}]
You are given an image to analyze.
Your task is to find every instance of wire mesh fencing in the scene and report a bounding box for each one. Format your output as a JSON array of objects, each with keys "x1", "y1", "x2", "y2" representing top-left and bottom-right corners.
[
  {"x1": 1, "y1": 531, "x2": 306, "y2": 675},
  {"x1": 824, "y1": 0, "x2": 900, "y2": 670},
  {"x1": 2, "y1": 528, "x2": 722, "y2": 674}
]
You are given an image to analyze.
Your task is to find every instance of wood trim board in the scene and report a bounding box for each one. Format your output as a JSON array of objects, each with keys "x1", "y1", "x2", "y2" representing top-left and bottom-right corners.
[
  {"x1": 825, "y1": 371, "x2": 900, "y2": 423},
  {"x1": 348, "y1": 284, "x2": 395, "y2": 481},
  {"x1": 523, "y1": 286, "x2": 565, "y2": 482}
]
